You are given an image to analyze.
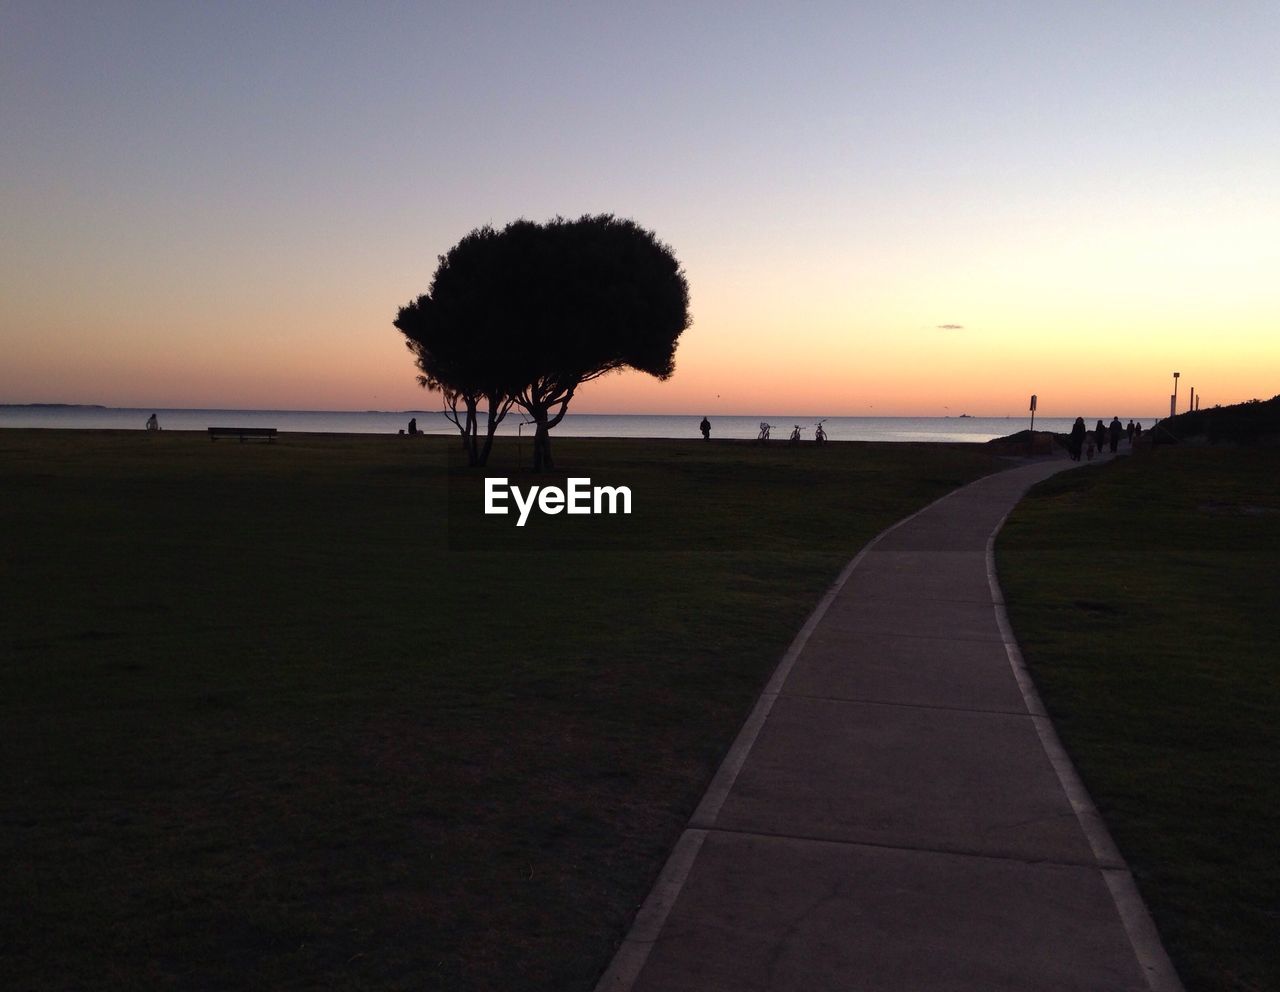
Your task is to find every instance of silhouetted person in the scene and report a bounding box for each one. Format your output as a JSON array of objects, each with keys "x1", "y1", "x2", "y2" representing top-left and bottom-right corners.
[
  {"x1": 145, "y1": 413, "x2": 160, "y2": 431},
  {"x1": 1135, "y1": 421, "x2": 1143, "y2": 439},
  {"x1": 699, "y1": 415, "x2": 711, "y2": 440},
  {"x1": 1109, "y1": 416, "x2": 1122, "y2": 453},
  {"x1": 1095, "y1": 420, "x2": 1106, "y2": 455},
  {"x1": 1126, "y1": 420, "x2": 1135, "y2": 444},
  {"x1": 407, "y1": 417, "x2": 417, "y2": 436},
  {"x1": 1069, "y1": 417, "x2": 1086, "y2": 461}
]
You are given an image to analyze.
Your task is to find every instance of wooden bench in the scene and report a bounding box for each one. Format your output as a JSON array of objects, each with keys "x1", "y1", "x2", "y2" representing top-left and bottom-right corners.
[{"x1": 207, "y1": 427, "x2": 278, "y2": 443}]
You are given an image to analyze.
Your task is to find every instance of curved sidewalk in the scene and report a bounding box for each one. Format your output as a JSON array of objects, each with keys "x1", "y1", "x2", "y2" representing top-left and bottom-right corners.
[{"x1": 598, "y1": 456, "x2": 1182, "y2": 992}]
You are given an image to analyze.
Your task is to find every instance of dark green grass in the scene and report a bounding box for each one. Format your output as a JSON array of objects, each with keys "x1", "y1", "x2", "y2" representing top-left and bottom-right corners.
[
  {"x1": 1, "y1": 429, "x2": 1000, "y2": 991},
  {"x1": 997, "y1": 447, "x2": 1280, "y2": 992}
]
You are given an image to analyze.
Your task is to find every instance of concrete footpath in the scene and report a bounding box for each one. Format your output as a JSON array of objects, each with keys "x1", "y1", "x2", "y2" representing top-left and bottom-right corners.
[{"x1": 597, "y1": 455, "x2": 1183, "y2": 992}]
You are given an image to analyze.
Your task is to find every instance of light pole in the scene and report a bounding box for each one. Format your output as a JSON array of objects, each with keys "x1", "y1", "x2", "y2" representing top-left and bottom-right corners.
[{"x1": 1171, "y1": 372, "x2": 1180, "y2": 418}]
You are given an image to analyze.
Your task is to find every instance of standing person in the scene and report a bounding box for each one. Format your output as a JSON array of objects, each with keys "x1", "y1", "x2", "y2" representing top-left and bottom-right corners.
[
  {"x1": 1126, "y1": 420, "x2": 1135, "y2": 444},
  {"x1": 407, "y1": 417, "x2": 417, "y2": 435},
  {"x1": 1069, "y1": 417, "x2": 1087, "y2": 461},
  {"x1": 1135, "y1": 422, "x2": 1143, "y2": 439},
  {"x1": 1109, "y1": 416, "x2": 1123, "y2": 453},
  {"x1": 1095, "y1": 420, "x2": 1107, "y2": 455},
  {"x1": 699, "y1": 415, "x2": 711, "y2": 441}
]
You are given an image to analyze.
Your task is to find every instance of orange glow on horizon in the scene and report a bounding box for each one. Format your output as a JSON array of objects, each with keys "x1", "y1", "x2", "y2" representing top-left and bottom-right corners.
[{"x1": 4, "y1": 304, "x2": 1275, "y2": 418}]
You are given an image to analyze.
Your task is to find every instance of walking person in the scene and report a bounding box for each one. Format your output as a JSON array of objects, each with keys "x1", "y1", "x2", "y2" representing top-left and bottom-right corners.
[
  {"x1": 1069, "y1": 417, "x2": 1087, "y2": 461},
  {"x1": 1109, "y1": 416, "x2": 1123, "y2": 453},
  {"x1": 1126, "y1": 420, "x2": 1135, "y2": 444},
  {"x1": 699, "y1": 415, "x2": 711, "y2": 441},
  {"x1": 1095, "y1": 420, "x2": 1107, "y2": 455}
]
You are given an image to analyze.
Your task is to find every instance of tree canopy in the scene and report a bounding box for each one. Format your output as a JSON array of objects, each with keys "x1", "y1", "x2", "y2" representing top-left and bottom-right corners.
[{"x1": 394, "y1": 214, "x2": 690, "y2": 469}]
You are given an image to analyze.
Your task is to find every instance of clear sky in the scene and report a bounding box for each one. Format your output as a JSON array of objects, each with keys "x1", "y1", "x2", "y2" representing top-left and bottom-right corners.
[{"x1": 2, "y1": 2, "x2": 1276, "y2": 417}]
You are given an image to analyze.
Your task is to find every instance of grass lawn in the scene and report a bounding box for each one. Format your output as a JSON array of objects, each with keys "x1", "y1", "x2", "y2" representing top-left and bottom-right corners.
[
  {"x1": 1, "y1": 429, "x2": 1001, "y2": 991},
  {"x1": 997, "y1": 446, "x2": 1280, "y2": 992}
]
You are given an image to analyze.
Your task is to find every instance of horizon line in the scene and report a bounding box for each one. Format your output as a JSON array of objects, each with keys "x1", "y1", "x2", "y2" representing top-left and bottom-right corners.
[{"x1": 2, "y1": 402, "x2": 1171, "y2": 419}]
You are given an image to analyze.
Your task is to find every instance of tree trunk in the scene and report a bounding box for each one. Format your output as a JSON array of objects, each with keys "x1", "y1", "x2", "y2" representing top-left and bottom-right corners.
[
  {"x1": 462, "y1": 400, "x2": 479, "y2": 466},
  {"x1": 520, "y1": 388, "x2": 573, "y2": 472},
  {"x1": 477, "y1": 394, "x2": 511, "y2": 468},
  {"x1": 532, "y1": 420, "x2": 553, "y2": 472},
  {"x1": 477, "y1": 408, "x2": 498, "y2": 467}
]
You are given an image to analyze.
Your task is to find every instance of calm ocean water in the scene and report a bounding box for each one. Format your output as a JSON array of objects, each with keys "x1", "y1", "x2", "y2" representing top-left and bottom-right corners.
[{"x1": 0, "y1": 406, "x2": 1160, "y2": 443}]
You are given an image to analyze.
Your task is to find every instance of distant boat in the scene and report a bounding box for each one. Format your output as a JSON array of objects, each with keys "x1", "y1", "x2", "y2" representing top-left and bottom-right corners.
[{"x1": 958, "y1": 413, "x2": 972, "y2": 418}]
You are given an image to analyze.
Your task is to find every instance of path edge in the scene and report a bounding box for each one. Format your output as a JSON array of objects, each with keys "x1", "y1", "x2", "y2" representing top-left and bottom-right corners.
[{"x1": 986, "y1": 508, "x2": 1185, "y2": 992}]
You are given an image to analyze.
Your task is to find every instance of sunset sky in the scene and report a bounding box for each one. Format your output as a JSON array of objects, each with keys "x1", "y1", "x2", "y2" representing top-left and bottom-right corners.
[{"x1": 2, "y1": 2, "x2": 1276, "y2": 417}]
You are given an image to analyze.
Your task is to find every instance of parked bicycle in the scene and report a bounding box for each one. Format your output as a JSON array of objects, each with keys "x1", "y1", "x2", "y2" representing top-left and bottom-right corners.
[
  {"x1": 789, "y1": 424, "x2": 803, "y2": 445},
  {"x1": 814, "y1": 419, "x2": 827, "y2": 444},
  {"x1": 757, "y1": 422, "x2": 774, "y2": 442}
]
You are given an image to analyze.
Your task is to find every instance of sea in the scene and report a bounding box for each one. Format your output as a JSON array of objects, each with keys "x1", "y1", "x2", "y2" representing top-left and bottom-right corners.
[{"x1": 0, "y1": 406, "x2": 1157, "y2": 443}]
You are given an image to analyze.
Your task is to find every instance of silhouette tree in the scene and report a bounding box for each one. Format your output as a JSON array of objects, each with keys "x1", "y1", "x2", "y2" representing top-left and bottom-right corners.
[
  {"x1": 395, "y1": 215, "x2": 690, "y2": 471},
  {"x1": 394, "y1": 226, "x2": 520, "y2": 467},
  {"x1": 509, "y1": 215, "x2": 690, "y2": 470}
]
